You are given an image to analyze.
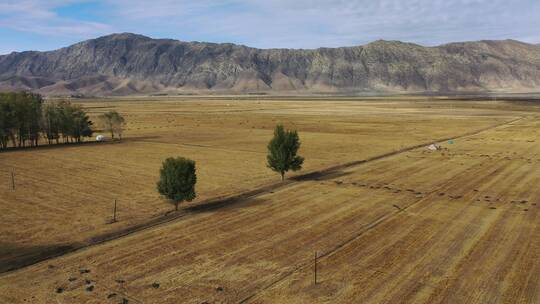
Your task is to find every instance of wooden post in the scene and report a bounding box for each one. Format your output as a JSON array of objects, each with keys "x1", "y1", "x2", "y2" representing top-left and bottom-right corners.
[
  {"x1": 11, "y1": 171, "x2": 15, "y2": 190},
  {"x1": 314, "y1": 251, "x2": 318, "y2": 285},
  {"x1": 113, "y1": 199, "x2": 117, "y2": 222}
]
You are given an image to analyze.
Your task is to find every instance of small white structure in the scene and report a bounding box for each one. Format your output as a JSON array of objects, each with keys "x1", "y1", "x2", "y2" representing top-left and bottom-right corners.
[
  {"x1": 427, "y1": 144, "x2": 440, "y2": 151},
  {"x1": 96, "y1": 135, "x2": 106, "y2": 142}
]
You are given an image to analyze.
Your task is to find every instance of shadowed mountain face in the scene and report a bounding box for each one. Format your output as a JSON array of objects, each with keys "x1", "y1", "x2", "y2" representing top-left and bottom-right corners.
[{"x1": 1, "y1": 33, "x2": 540, "y2": 95}]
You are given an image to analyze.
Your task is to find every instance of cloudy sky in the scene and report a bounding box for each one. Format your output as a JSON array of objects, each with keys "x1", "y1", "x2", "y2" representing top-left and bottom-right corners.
[{"x1": 0, "y1": 0, "x2": 539, "y2": 54}]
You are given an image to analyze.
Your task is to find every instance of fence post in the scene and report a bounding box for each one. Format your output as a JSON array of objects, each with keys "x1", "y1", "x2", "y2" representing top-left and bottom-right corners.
[
  {"x1": 314, "y1": 251, "x2": 318, "y2": 285},
  {"x1": 113, "y1": 199, "x2": 117, "y2": 222}
]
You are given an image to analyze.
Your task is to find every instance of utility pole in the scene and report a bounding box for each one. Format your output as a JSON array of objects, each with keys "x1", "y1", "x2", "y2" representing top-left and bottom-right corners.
[
  {"x1": 314, "y1": 251, "x2": 318, "y2": 285},
  {"x1": 112, "y1": 199, "x2": 117, "y2": 222},
  {"x1": 113, "y1": 169, "x2": 125, "y2": 223},
  {"x1": 11, "y1": 171, "x2": 15, "y2": 190}
]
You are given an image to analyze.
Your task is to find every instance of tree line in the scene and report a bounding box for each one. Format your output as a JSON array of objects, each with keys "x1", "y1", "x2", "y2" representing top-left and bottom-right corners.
[
  {"x1": 0, "y1": 92, "x2": 94, "y2": 149},
  {"x1": 0, "y1": 91, "x2": 126, "y2": 151}
]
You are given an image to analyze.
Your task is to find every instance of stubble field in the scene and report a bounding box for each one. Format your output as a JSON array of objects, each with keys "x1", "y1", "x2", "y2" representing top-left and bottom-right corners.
[{"x1": 0, "y1": 96, "x2": 538, "y2": 303}]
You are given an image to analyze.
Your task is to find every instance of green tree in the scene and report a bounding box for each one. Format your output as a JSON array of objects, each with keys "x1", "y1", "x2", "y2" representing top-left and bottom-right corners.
[
  {"x1": 70, "y1": 106, "x2": 93, "y2": 142},
  {"x1": 42, "y1": 103, "x2": 61, "y2": 145},
  {"x1": 0, "y1": 93, "x2": 93, "y2": 149},
  {"x1": 111, "y1": 112, "x2": 125, "y2": 140},
  {"x1": 0, "y1": 97, "x2": 16, "y2": 149},
  {"x1": 157, "y1": 157, "x2": 197, "y2": 211},
  {"x1": 26, "y1": 94, "x2": 42, "y2": 147},
  {"x1": 0, "y1": 92, "x2": 43, "y2": 147},
  {"x1": 99, "y1": 111, "x2": 125, "y2": 140},
  {"x1": 54, "y1": 101, "x2": 85, "y2": 143},
  {"x1": 57, "y1": 100, "x2": 75, "y2": 143},
  {"x1": 267, "y1": 125, "x2": 304, "y2": 181}
]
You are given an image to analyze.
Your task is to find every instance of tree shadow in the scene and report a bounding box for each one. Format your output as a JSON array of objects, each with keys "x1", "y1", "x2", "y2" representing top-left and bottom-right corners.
[
  {"x1": 0, "y1": 136, "x2": 163, "y2": 154},
  {"x1": 0, "y1": 140, "x2": 120, "y2": 154},
  {"x1": 0, "y1": 242, "x2": 82, "y2": 273},
  {"x1": 121, "y1": 135, "x2": 162, "y2": 142},
  {"x1": 185, "y1": 197, "x2": 269, "y2": 213},
  {"x1": 291, "y1": 169, "x2": 352, "y2": 182}
]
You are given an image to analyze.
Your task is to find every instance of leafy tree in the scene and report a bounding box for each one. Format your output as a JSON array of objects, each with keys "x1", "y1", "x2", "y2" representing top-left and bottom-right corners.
[
  {"x1": 55, "y1": 101, "x2": 93, "y2": 143},
  {"x1": 42, "y1": 103, "x2": 61, "y2": 144},
  {"x1": 157, "y1": 157, "x2": 197, "y2": 211},
  {"x1": 0, "y1": 97, "x2": 16, "y2": 149},
  {"x1": 58, "y1": 101, "x2": 76, "y2": 143},
  {"x1": 111, "y1": 112, "x2": 125, "y2": 140},
  {"x1": 26, "y1": 94, "x2": 42, "y2": 147},
  {"x1": 70, "y1": 105, "x2": 93, "y2": 142},
  {"x1": 99, "y1": 111, "x2": 125, "y2": 140},
  {"x1": 0, "y1": 92, "x2": 42, "y2": 147},
  {"x1": 99, "y1": 112, "x2": 114, "y2": 139},
  {"x1": 267, "y1": 125, "x2": 304, "y2": 181}
]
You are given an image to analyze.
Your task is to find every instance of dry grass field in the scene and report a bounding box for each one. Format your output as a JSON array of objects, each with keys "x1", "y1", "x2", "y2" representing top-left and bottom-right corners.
[{"x1": 0, "y1": 96, "x2": 538, "y2": 303}]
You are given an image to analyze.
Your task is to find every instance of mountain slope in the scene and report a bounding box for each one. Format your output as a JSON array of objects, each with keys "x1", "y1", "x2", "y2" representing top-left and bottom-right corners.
[{"x1": 1, "y1": 33, "x2": 539, "y2": 95}]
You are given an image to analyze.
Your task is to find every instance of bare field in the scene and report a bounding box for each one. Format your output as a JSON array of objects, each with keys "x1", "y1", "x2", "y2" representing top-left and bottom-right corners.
[{"x1": 0, "y1": 97, "x2": 539, "y2": 303}]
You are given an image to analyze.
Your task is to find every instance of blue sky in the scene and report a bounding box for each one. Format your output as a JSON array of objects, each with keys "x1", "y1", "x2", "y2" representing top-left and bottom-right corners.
[{"x1": 0, "y1": 0, "x2": 539, "y2": 54}]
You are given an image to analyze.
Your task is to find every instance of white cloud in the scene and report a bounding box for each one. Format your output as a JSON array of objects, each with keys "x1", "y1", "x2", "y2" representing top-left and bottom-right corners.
[
  {"x1": 0, "y1": 0, "x2": 112, "y2": 37},
  {"x1": 0, "y1": 49, "x2": 14, "y2": 55},
  {"x1": 1, "y1": 0, "x2": 539, "y2": 50},
  {"x1": 98, "y1": 0, "x2": 540, "y2": 48}
]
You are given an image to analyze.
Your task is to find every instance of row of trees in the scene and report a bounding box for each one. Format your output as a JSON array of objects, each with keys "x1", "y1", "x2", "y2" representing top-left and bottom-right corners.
[
  {"x1": 157, "y1": 124, "x2": 304, "y2": 211},
  {"x1": 42, "y1": 101, "x2": 93, "y2": 145},
  {"x1": 0, "y1": 92, "x2": 127, "y2": 150},
  {"x1": 99, "y1": 111, "x2": 125, "y2": 140},
  {"x1": 0, "y1": 92, "x2": 94, "y2": 149}
]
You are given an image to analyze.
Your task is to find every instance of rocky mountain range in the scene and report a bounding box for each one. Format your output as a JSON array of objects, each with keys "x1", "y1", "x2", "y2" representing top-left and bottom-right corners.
[{"x1": 1, "y1": 33, "x2": 539, "y2": 96}]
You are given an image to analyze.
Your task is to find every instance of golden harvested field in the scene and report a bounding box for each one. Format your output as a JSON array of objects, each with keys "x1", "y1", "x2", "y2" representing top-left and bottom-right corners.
[{"x1": 0, "y1": 96, "x2": 539, "y2": 303}]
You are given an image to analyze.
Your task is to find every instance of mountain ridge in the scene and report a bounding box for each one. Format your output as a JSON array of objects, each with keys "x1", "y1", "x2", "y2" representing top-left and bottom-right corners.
[{"x1": 1, "y1": 33, "x2": 539, "y2": 96}]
